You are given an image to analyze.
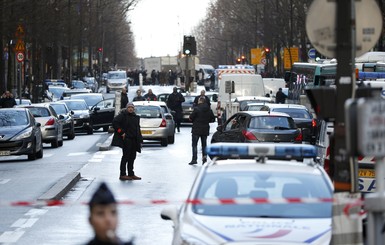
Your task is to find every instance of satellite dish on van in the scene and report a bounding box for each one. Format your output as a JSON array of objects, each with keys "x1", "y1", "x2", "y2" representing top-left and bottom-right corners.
[{"x1": 306, "y1": 0, "x2": 382, "y2": 58}]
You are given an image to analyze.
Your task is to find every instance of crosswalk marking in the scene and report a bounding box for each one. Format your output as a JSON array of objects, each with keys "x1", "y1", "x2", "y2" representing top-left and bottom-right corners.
[{"x1": 0, "y1": 231, "x2": 25, "y2": 243}]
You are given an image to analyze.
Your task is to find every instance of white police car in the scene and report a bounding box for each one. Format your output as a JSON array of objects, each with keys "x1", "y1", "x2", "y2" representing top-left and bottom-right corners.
[{"x1": 161, "y1": 143, "x2": 334, "y2": 244}]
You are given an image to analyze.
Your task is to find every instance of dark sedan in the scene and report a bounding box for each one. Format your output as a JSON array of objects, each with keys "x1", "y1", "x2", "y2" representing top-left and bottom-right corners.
[
  {"x1": 181, "y1": 95, "x2": 196, "y2": 123},
  {"x1": 60, "y1": 99, "x2": 93, "y2": 134},
  {"x1": 211, "y1": 111, "x2": 302, "y2": 144},
  {"x1": 0, "y1": 108, "x2": 43, "y2": 160},
  {"x1": 260, "y1": 104, "x2": 319, "y2": 144}
]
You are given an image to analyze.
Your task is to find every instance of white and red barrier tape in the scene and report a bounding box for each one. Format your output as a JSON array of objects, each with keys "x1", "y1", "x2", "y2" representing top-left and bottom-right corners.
[{"x1": 1, "y1": 197, "x2": 336, "y2": 207}]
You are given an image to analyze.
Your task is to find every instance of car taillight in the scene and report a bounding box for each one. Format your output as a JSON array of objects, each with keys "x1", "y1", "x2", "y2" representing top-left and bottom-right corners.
[
  {"x1": 242, "y1": 130, "x2": 257, "y2": 140},
  {"x1": 295, "y1": 131, "x2": 303, "y2": 142},
  {"x1": 45, "y1": 118, "x2": 55, "y2": 126},
  {"x1": 312, "y1": 119, "x2": 317, "y2": 127},
  {"x1": 159, "y1": 119, "x2": 167, "y2": 127}
]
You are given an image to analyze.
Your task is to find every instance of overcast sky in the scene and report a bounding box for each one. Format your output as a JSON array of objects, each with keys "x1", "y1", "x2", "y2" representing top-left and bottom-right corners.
[{"x1": 129, "y1": 0, "x2": 213, "y2": 58}]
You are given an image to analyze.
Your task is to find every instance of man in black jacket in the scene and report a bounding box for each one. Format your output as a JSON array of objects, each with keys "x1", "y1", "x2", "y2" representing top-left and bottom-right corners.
[
  {"x1": 120, "y1": 87, "x2": 129, "y2": 109},
  {"x1": 188, "y1": 97, "x2": 215, "y2": 165},
  {"x1": 167, "y1": 87, "x2": 185, "y2": 132},
  {"x1": 111, "y1": 103, "x2": 143, "y2": 180}
]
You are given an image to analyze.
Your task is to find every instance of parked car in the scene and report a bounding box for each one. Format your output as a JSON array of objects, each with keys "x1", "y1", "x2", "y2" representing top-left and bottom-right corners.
[
  {"x1": 211, "y1": 111, "x2": 302, "y2": 144},
  {"x1": 60, "y1": 99, "x2": 93, "y2": 134},
  {"x1": 161, "y1": 143, "x2": 333, "y2": 245},
  {"x1": 133, "y1": 101, "x2": 175, "y2": 144},
  {"x1": 181, "y1": 95, "x2": 196, "y2": 123},
  {"x1": 49, "y1": 102, "x2": 76, "y2": 140},
  {"x1": 244, "y1": 102, "x2": 273, "y2": 111},
  {"x1": 15, "y1": 98, "x2": 32, "y2": 105},
  {"x1": 90, "y1": 98, "x2": 115, "y2": 132},
  {"x1": 83, "y1": 77, "x2": 99, "y2": 93},
  {"x1": 48, "y1": 86, "x2": 70, "y2": 101},
  {"x1": 132, "y1": 102, "x2": 174, "y2": 146},
  {"x1": 260, "y1": 104, "x2": 320, "y2": 144},
  {"x1": 71, "y1": 80, "x2": 87, "y2": 89},
  {"x1": 70, "y1": 93, "x2": 104, "y2": 109},
  {"x1": 233, "y1": 96, "x2": 274, "y2": 111},
  {"x1": 0, "y1": 108, "x2": 43, "y2": 160},
  {"x1": 19, "y1": 104, "x2": 64, "y2": 148},
  {"x1": 62, "y1": 88, "x2": 90, "y2": 99}
]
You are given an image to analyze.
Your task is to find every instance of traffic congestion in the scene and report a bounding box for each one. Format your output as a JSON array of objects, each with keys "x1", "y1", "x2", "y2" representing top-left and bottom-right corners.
[{"x1": 1, "y1": 0, "x2": 385, "y2": 244}]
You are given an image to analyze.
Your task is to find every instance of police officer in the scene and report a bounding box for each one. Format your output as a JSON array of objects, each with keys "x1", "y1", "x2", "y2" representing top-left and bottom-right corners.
[{"x1": 86, "y1": 182, "x2": 134, "y2": 245}]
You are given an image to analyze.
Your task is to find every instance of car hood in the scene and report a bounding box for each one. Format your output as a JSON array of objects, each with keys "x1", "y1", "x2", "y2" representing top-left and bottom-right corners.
[
  {"x1": 0, "y1": 126, "x2": 30, "y2": 140},
  {"x1": 184, "y1": 215, "x2": 331, "y2": 244},
  {"x1": 71, "y1": 110, "x2": 90, "y2": 117}
]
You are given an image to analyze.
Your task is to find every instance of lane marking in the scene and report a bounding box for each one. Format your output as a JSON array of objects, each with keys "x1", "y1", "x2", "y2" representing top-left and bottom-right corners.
[
  {"x1": 11, "y1": 218, "x2": 38, "y2": 228},
  {"x1": 0, "y1": 231, "x2": 25, "y2": 243},
  {"x1": 0, "y1": 179, "x2": 10, "y2": 184}
]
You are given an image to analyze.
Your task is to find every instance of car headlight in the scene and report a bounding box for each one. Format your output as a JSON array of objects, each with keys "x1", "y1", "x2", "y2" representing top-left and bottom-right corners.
[
  {"x1": 181, "y1": 235, "x2": 210, "y2": 245},
  {"x1": 79, "y1": 114, "x2": 90, "y2": 119},
  {"x1": 13, "y1": 127, "x2": 33, "y2": 140}
]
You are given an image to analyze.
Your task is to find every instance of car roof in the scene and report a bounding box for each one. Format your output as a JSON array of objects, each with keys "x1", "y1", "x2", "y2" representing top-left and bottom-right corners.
[
  {"x1": 132, "y1": 101, "x2": 167, "y2": 106},
  {"x1": 263, "y1": 103, "x2": 309, "y2": 109},
  {"x1": 235, "y1": 96, "x2": 272, "y2": 101},
  {"x1": 235, "y1": 111, "x2": 291, "y2": 117}
]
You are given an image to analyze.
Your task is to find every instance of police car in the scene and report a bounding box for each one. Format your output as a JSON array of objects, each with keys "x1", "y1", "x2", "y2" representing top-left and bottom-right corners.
[{"x1": 161, "y1": 143, "x2": 333, "y2": 244}]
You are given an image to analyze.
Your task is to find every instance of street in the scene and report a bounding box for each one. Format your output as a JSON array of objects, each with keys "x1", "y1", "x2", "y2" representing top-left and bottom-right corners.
[{"x1": 0, "y1": 109, "x2": 217, "y2": 244}]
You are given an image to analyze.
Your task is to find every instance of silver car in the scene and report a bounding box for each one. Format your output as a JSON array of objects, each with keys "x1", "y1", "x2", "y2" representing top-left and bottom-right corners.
[
  {"x1": 133, "y1": 101, "x2": 175, "y2": 146},
  {"x1": 20, "y1": 104, "x2": 64, "y2": 148}
]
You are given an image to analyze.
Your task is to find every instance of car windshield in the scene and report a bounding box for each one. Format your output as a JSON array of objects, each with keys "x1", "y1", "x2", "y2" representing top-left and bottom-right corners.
[
  {"x1": 27, "y1": 107, "x2": 50, "y2": 117},
  {"x1": 63, "y1": 101, "x2": 88, "y2": 110},
  {"x1": 49, "y1": 87, "x2": 68, "y2": 98},
  {"x1": 272, "y1": 108, "x2": 312, "y2": 119},
  {"x1": 183, "y1": 96, "x2": 195, "y2": 104},
  {"x1": 193, "y1": 171, "x2": 332, "y2": 218},
  {"x1": 249, "y1": 116, "x2": 296, "y2": 129},
  {"x1": 135, "y1": 106, "x2": 162, "y2": 118},
  {"x1": 108, "y1": 72, "x2": 126, "y2": 79},
  {"x1": 51, "y1": 104, "x2": 68, "y2": 114},
  {"x1": 0, "y1": 110, "x2": 29, "y2": 126}
]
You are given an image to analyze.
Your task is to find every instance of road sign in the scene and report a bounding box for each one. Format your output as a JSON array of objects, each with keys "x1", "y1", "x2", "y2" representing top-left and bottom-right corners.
[
  {"x1": 14, "y1": 39, "x2": 25, "y2": 52},
  {"x1": 16, "y1": 52, "x2": 24, "y2": 62},
  {"x1": 260, "y1": 58, "x2": 266, "y2": 65},
  {"x1": 284, "y1": 47, "x2": 299, "y2": 70},
  {"x1": 308, "y1": 48, "x2": 316, "y2": 59},
  {"x1": 306, "y1": 0, "x2": 382, "y2": 58},
  {"x1": 357, "y1": 98, "x2": 385, "y2": 157}
]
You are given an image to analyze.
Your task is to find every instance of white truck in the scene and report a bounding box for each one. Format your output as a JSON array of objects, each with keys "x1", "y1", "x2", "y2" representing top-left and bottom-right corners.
[{"x1": 217, "y1": 73, "x2": 266, "y2": 123}]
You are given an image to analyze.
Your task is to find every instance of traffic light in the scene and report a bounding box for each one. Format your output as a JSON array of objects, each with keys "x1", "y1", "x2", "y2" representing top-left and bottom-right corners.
[
  {"x1": 97, "y1": 47, "x2": 103, "y2": 52},
  {"x1": 183, "y1": 35, "x2": 197, "y2": 55},
  {"x1": 241, "y1": 55, "x2": 246, "y2": 64},
  {"x1": 236, "y1": 57, "x2": 241, "y2": 64}
]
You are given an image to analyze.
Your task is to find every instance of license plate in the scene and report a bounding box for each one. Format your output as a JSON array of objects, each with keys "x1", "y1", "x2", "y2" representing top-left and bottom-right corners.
[
  {"x1": 0, "y1": 151, "x2": 10, "y2": 156},
  {"x1": 141, "y1": 130, "x2": 153, "y2": 135},
  {"x1": 358, "y1": 169, "x2": 375, "y2": 178}
]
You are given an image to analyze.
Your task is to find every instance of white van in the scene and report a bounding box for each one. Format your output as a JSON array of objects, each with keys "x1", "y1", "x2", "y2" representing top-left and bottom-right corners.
[
  {"x1": 262, "y1": 78, "x2": 286, "y2": 97},
  {"x1": 106, "y1": 70, "x2": 128, "y2": 93},
  {"x1": 195, "y1": 64, "x2": 215, "y2": 89}
]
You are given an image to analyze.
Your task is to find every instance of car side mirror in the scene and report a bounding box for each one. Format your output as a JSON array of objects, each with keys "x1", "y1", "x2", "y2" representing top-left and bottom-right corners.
[
  {"x1": 93, "y1": 107, "x2": 100, "y2": 112},
  {"x1": 70, "y1": 110, "x2": 74, "y2": 115},
  {"x1": 216, "y1": 125, "x2": 223, "y2": 132},
  {"x1": 36, "y1": 122, "x2": 41, "y2": 127},
  {"x1": 59, "y1": 115, "x2": 65, "y2": 119},
  {"x1": 165, "y1": 114, "x2": 173, "y2": 120}
]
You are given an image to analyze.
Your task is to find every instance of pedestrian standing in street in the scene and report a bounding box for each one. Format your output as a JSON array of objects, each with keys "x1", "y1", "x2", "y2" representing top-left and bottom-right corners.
[
  {"x1": 111, "y1": 102, "x2": 143, "y2": 181},
  {"x1": 193, "y1": 89, "x2": 210, "y2": 107},
  {"x1": 86, "y1": 182, "x2": 134, "y2": 245},
  {"x1": 132, "y1": 89, "x2": 145, "y2": 101},
  {"x1": 0, "y1": 91, "x2": 17, "y2": 108},
  {"x1": 188, "y1": 97, "x2": 215, "y2": 165},
  {"x1": 120, "y1": 87, "x2": 129, "y2": 109},
  {"x1": 143, "y1": 89, "x2": 157, "y2": 101},
  {"x1": 275, "y1": 88, "x2": 287, "y2": 104},
  {"x1": 167, "y1": 87, "x2": 185, "y2": 132}
]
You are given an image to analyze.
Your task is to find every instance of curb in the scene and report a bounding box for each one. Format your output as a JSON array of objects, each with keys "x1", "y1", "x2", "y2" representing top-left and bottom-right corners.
[
  {"x1": 98, "y1": 133, "x2": 114, "y2": 151},
  {"x1": 38, "y1": 172, "x2": 81, "y2": 200}
]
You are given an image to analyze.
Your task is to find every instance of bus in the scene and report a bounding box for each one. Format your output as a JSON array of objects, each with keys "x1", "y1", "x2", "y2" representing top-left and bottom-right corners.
[{"x1": 284, "y1": 62, "x2": 337, "y2": 101}]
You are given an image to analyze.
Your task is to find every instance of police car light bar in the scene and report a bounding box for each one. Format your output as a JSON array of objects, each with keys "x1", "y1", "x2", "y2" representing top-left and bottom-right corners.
[{"x1": 206, "y1": 143, "x2": 317, "y2": 159}]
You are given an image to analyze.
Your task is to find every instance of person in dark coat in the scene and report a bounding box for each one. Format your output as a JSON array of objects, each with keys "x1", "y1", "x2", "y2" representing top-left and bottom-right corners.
[
  {"x1": 188, "y1": 97, "x2": 215, "y2": 165},
  {"x1": 132, "y1": 89, "x2": 145, "y2": 101},
  {"x1": 120, "y1": 87, "x2": 129, "y2": 109},
  {"x1": 167, "y1": 87, "x2": 185, "y2": 132},
  {"x1": 86, "y1": 182, "x2": 134, "y2": 245},
  {"x1": 111, "y1": 103, "x2": 143, "y2": 180},
  {"x1": 143, "y1": 89, "x2": 157, "y2": 101},
  {"x1": 0, "y1": 91, "x2": 17, "y2": 108},
  {"x1": 275, "y1": 88, "x2": 287, "y2": 104},
  {"x1": 193, "y1": 89, "x2": 210, "y2": 107}
]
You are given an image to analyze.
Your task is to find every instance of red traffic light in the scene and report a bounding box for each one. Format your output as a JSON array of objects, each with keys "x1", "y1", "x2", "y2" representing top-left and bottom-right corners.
[
  {"x1": 97, "y1": 47, "x2": 103, "y2": 52},
  {"x1": 236, "y1": 58, "x2": 241, "y2": 64},
  {"x1": 264, "y1": 47, "x2": 270, "y2": 53}
]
